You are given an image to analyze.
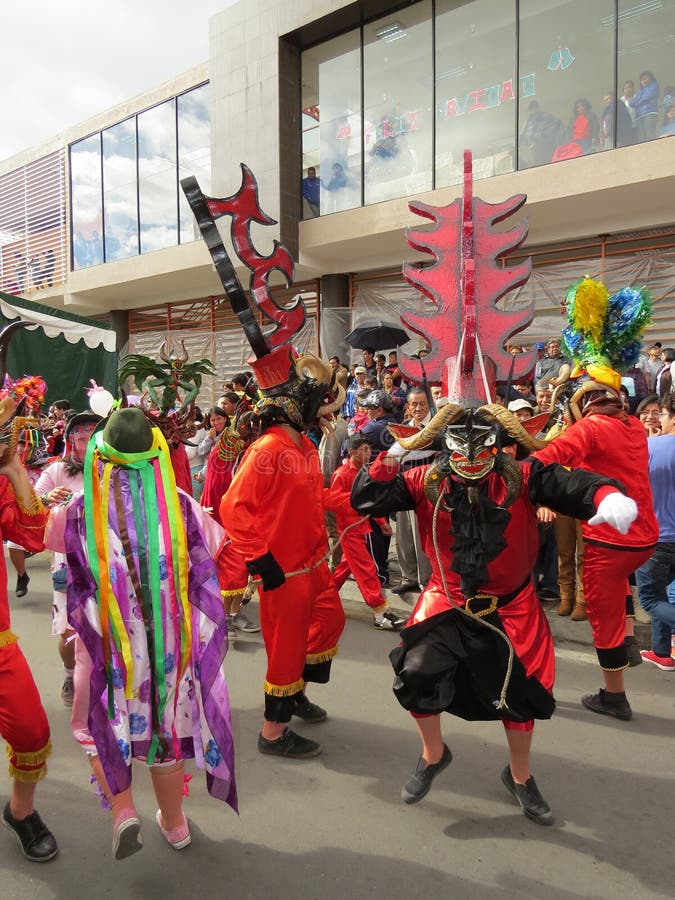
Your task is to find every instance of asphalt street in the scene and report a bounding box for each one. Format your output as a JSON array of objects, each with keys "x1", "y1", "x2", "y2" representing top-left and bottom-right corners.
[{"x1": 2, "y1": 551, "x2": 674, "y2": 900}]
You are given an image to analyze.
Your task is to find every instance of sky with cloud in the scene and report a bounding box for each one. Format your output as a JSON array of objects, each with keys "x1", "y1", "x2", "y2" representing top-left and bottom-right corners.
[{"x1": 1, "y1": 0, "x2": 236, "y2": 161}]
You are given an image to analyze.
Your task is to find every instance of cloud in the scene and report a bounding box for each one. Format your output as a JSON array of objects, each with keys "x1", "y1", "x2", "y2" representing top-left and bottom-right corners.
[{"x1": 0, "y1": 0, "x2": 236, "y2": 161}]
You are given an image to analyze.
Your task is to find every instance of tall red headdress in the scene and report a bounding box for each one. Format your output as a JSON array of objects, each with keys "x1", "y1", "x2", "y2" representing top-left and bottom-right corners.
[{"x1": 399, "y1": 151, "x2": 534, "y2": 406}]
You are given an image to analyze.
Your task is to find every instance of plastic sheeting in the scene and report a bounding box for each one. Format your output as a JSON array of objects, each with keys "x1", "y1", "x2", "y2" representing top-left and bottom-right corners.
[
  {"x1": 349, "y1": 249, "x2": 675, "y2": 359},
  {"x1": 125, "y1": 316, "x2": 318, "y2": 411}
]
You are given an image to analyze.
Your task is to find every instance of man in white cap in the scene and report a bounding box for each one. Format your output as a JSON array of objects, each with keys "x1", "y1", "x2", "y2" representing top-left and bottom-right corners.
[{"x1": 507, "y1": 398, "x2": 534, "y2": 422}]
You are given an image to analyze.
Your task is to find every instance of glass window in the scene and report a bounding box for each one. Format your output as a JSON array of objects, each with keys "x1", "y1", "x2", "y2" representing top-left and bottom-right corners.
[
  {"x1": 518, "y1": 0, "x2": 614, "y2": 168},
  {"x1": 436, "y1": 0, "x2": 516, "y2": 188},
  {"x1": 178, "y1": 84, "x2": 211, "y2": 242},
  {"x1": 301, "y1": 30, "x2": 361, "y2": 219},
  {"x1": 618, "y1": 0, "x2": 674, "y2": 146},
  {"x1": 102, "y1": 119, "x2": 139, "y2": 261},
  {"x1": 363, "y1": 2, "x2": 432, "y2": 205},
  {"x1": 138, "y1": 99, "x2": 178, "y2": 254},
  {"x1": 70, "y1": 134, "x2": 103, "y2": 270}
]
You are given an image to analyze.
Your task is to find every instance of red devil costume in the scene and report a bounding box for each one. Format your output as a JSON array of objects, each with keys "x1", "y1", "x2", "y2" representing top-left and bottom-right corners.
[
  {"x1": 533, "y1": 277, "x2": 658, "y2": 720},
  {"x1": 0, "y1": 324, "x2": 58, "y2": 862},
  {"x1": 182, "y1": 165, "x2": 348, "y2": 758},
  {"x1": 351, "y1": 153, "x2": 638, "y2": 826}
]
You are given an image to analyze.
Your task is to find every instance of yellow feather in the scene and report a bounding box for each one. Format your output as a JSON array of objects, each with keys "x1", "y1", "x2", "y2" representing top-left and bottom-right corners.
[{"x1": 572, "y1": 278, "x2": 609, "y2": 348}]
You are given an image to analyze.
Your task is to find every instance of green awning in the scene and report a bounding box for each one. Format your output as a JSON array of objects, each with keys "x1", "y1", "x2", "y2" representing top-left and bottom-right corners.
[{"x1": 0, "y1": 291, "x2": 118, "y2": 410}]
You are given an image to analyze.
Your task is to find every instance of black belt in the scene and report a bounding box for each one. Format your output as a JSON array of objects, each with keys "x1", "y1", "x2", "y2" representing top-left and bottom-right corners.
[{"x1": 464, "y1": 577, "x2": 531, "y2": 617}]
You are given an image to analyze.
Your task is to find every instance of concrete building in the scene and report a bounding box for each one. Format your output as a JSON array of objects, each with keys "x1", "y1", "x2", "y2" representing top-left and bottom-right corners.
[{"x1": 1, "y1": 0, "x2": 674, "y2": 402}]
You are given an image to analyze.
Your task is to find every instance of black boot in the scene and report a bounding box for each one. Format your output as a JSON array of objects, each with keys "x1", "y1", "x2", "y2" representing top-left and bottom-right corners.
[
  {"x1": 581, "y1": 688, "x2": 632, "y2": 721},
  {"x1": 624, "y1": 636, "x2": 642, "y2": 667}
]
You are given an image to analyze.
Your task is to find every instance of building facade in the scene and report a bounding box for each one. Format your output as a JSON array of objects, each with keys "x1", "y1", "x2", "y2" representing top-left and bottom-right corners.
[{"x1": 1, "y1": 0, "x2": 674, "y2": 402}]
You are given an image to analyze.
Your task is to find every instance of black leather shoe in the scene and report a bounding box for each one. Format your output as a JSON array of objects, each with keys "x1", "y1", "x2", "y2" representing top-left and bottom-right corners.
[
  {"x1": 292, "y1": 697, "x2": 327, "y2": 723},
  {"x1": 15, "y1": 573, "x2": 29, "y2": 597},
  {"x1": 581, "y1": 688, "x2": 632, "y2": 721},
  {"x1": 401, "y1": 744, "x2": 452, "y2": 804},
  {"x1": 391, "y1": 581, "x2": 421, "y2": 596},
  {"x1": 257, "y1": 728, "x2": 321, "y2": 758},
  {"x1": 2, "y1": 802, "x2": 58, "y2": 862},
  {"x1": 501, "y1": 766, "x2": 554, "y2": 826}
]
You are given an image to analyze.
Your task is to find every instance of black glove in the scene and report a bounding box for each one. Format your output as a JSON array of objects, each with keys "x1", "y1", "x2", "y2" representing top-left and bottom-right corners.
[{"x1": 246, "y1": 551, "x2": 286, "y2": 591}]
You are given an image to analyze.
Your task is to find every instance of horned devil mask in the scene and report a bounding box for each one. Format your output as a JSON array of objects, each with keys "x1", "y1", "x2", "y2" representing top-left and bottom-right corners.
[{"x1": 395, "y1": 403, "x2": 547, "y2": 510}]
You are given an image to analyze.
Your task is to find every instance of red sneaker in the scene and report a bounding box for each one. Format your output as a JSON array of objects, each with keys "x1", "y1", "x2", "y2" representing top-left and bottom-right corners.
[{"x1": 640, "y1": 650, "x2": 675, "y2": 671}]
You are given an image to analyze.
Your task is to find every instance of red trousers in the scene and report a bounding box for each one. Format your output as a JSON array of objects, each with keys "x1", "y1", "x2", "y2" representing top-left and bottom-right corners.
[
  {"x1": 0, "y1": 642, "x2": 51, "y2": 781},
  {"x1": 583, "y1": 543, "x2": 653, "y2": 661},
  {"x1": 333, "y1": 531, "x2": 387, "y2": 612},
  {"x1": 260, "y1": 561, "x2": 345, "y2": 697}
]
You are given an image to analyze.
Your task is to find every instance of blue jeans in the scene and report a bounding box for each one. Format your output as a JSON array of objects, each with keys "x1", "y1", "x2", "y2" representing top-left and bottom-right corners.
[{"x1": 635, "y1": 543, "x2": 675, "y2": 656}]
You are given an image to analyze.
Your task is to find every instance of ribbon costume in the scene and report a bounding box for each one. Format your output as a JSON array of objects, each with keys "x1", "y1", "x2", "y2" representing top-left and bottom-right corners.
[
  {"x1": 182, "y1": 166, "x2": 348, "y2": 758},
  {"x1": 51, "y1": 407, "x2": 236, "y2": 859},
  {"x1": 0, "y1": 323, "x2": 58, "y2": 863},
  {"x1": 351, "y1": 153, "x2": 639, "y2": 825}
]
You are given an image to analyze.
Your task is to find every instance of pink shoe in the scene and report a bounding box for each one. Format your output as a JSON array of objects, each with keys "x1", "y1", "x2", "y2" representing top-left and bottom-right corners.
[
  {"x1": 640, "y1": 650, "x2": 675, "y2": 671},
  {"x1": 112, "y1": 810, "x2": 143, "y2": 860},
  {"x1": 155, "y1": 809, "x2": 191, "y2": 850}
]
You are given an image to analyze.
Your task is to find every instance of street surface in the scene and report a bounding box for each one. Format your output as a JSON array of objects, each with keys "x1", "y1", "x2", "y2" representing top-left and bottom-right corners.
[{"x1": 2, "y1": 551, "x2": 674, "y2": 900}]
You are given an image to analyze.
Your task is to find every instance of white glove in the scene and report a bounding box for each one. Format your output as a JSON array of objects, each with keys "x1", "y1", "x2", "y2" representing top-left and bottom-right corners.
[
  {"x1": 386, "y1": 441, "x2": 408, "y2": 460},
  {"x1": 587, "y1": 493, "x2": 637, "y2": 535}
]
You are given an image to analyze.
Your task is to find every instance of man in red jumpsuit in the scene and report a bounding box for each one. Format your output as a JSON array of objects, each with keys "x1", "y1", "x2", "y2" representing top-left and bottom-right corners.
[
  {"x1": 534, "y1": 373, "x2": 657, "y2": 721},
  {"x1": 220, "y1": 351, "x2": 348, "y2": 760},
  {"x1": 330, "y1": 433, "x2": 405, "y2": 630},
  {"x1": 352, "y1": 402, "x2": 637, "y2": 825},
  {"x1": 1, "y1": 441, "x2": 58, "y2": 861}
]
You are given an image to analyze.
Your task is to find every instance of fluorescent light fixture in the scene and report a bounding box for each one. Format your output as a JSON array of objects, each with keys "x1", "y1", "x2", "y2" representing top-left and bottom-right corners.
[
  {"x1": 600, "y1": 0, "x2": 663, "y2": 27},
  {"x1": 436, "y1": 64, "x2": 471, "y2": 81},
  {"x1": 374, "y1": 21, "x2": 407, "y2": 42}
]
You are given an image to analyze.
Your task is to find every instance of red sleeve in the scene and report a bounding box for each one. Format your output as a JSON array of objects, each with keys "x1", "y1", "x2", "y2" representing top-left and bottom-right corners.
[
  {"x1": 218, "y1": 446, "x2": 272, "y2": 562},
  {"x1": 0, "y1": 478, "x2": 48, "y2": 552},
  {"x1": 592, "y1": 484, "x2": 620, "y2": 507},
  {"x1": 368, "y1": 451, "x2": 400, "y2": 482},
  {"x1": 533, "y1": 420, "x2": 594, "y2": 467},
  {"x1": 323, "y1": 486, "x2": 353, "y2": 517}
]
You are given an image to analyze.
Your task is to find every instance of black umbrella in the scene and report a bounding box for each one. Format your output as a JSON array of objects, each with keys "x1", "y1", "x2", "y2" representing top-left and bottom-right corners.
[{"x1": 345, "y1": 320, "x2": 411, "y2": 350}]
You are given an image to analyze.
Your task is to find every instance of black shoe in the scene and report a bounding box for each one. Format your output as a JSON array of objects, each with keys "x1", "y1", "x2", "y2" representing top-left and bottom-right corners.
[
  {"x1": 2, "y1": 802, "x2": 58, "y2": 862},
  {"x1": 292, "y1": 696, "x2": 327, "y2": 723},
  {"x1": 257, "y1": 727, "x2": 321, "y2": 759},
  {"x1": 373, "y1": 610, "x2": 407, "y2": 630},
  {"x1": 401, "y1": 744, "x2": 452, "y2": 804},
  {"x1": 391, "y1": 581, "x2": 421, "y2": 596},
  {"x1": 15, "y1": 573, "x2": 29, "y2": 597},
  {"x1": 501, "y1": 766, "x2": 554, "y2": 826},
  {"x1": 581, "y1": 688, "x2": 632, "y2": 721},
  {"x1": 624, "y1": 636, "x2": 642, "y2": 668}
]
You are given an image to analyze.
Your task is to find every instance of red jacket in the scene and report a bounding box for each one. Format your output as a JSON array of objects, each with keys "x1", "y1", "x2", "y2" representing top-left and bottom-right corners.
[
  {"x1": 534, "y1": 413, "x2": 657, "y2": 550},
  {"x1": 329, "y1": 459, "x2": 386, "y2": 535},
  {"x1": 220, "y1": 425, "x2": 350, "y2": 569}
]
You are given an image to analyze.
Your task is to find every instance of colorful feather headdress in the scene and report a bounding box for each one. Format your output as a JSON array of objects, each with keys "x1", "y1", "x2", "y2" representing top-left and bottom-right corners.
[{"x1": 561, "y1": 277, "x2": 652, "y2": 392}]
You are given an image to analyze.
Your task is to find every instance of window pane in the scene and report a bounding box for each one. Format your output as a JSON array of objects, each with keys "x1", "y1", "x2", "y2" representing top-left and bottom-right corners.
[
  {"x1": 364, "y1": 2, "x2": 432, "y2": 205},
  {"x1": 618, "y1": 0, "x2": 674, "y2": 146},
  {"x1": 178, "y1": 84, "x2": 211, "y2": 242},
  {"x1": 70, "y1": 135, "x2": 103, "y2": 269},
  {"x1": 102, "y1": 119, "x2": 138, "y2": 261},
  {"x1": 301, "y1": 30, "x2": 361, "y2": 219},
  {"x1": 138, "y1": 99, "x2": 178, "y2": 253},
  {"x1": 518, "y1": 0, "x2": 614, "y2": 169},
  {"x1": 436, "y1": 0, "x2": 516, "y2": 188}
]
